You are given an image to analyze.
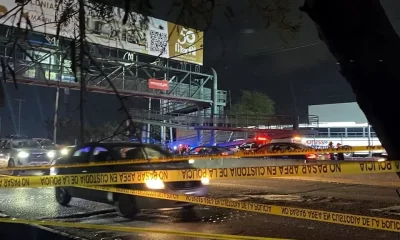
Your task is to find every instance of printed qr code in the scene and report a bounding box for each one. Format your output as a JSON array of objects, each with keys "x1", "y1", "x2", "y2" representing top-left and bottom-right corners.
[{"x1": 149, "y1": 30, "x2": 168, "y2": 54}]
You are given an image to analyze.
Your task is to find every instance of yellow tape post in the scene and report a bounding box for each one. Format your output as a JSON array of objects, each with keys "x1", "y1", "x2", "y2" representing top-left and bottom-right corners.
[
  {"x1": 0, "y1": 218, "x2": 284, "y2": 240},
  {"x1": 0, "y1": 145, "x2": 384, "y2": 172},
  {"x1": 0, "y1": 160, "x2": 398, "y2": 189},
  {"x1": 83, "y1": 186, "x2": 400, "y2": 233}
]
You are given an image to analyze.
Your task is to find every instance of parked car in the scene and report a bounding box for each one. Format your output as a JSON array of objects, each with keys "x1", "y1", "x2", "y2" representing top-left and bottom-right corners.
[
  {"x1": 51, "y1": 142, "x2": 209, "y2": 219},
  {"x1": 0, "y1": 137, "x2": 56, "y2": 175},
  {"x1": 237, "y1": 137, "x2": 271, "y2": 152},
  {"x1": 254, "y1": 142, "x2": 330, "y2": 160},
  {"x1": 184, "y1": 146, "x2": 235, "y2": 156},
  {"x1": 32, "y1": 138, "x2": 59, "y2": 150}
]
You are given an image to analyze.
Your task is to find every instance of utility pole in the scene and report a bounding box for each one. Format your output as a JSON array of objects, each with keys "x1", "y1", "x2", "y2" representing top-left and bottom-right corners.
[
  {"x1": 53, "y1": 39, "x2": 60, "y2": 144},
  {"x1": 78, "y1": 0, "x2": 86, "y2": 144},
  {"x1": 53, "y1": 87, "x2": 60, "y2": 144},
  {"x1": 15, "y1": 98, "x2": 25, "y2": 134}
]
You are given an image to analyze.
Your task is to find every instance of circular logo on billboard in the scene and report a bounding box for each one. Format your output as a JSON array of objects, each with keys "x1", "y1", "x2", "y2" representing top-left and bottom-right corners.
[{"x1": 0, "y1": 5, "x2": 8, "y2": 17}]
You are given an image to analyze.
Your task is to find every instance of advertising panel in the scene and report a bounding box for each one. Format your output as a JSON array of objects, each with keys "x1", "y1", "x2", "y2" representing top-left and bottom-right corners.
[
  {"x1": 148, "y1": 79, "x2": 169, "y2": 90},
  {"x1": 168, "y1": 23, "x2": 203, "y2": 65},
  {"x1": 0, "y1": 0, "x2": 204, "y2": 65}
]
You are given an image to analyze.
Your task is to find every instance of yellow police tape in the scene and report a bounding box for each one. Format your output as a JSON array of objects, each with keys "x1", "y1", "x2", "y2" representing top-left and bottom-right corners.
[
  {"x1": 0, "y1": 218, "x2": 284, "y2": 240},
  {"x1": 0, "y1": 160, "x2": 397, "y2": 188},
  {"x1": 0, "y1": 145, "x2": 385, "y2": 172},
  {"x1": 82, "y1": 186, "x2": 400, "y2": 233}
]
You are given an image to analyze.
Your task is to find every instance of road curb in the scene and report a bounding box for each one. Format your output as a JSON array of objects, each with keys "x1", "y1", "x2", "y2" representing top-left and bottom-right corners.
[{"x1": 41, "y1": 209, "x2": 114, "y2": 220}]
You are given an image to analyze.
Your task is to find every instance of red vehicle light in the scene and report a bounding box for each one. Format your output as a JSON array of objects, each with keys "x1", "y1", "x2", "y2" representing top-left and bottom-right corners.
[
  {"x1": 306, "y1": 153, "x2": 317, "y2": 159},
  {"x1": 254, "y1": 137, "x2": 268, "y2": 141}
]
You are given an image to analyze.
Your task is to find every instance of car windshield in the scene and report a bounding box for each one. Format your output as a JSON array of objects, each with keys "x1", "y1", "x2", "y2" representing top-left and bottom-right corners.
[
  {"x1": 113, "y1": 145, "x2": 171, "y2": 160},
  {"x1": 40, "y1": 139, "x2": 55, "y2": 146},
  {"x1": 12, "y1": 140, "x2": 41, "y2": 149}
]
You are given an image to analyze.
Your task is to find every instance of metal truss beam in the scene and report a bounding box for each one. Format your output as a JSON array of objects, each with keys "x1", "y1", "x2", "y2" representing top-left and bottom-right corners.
[
  {"x1": 8, "y1": 78, "x2": 213, "y2": 104},
  {"x1": 192, "y1": 126, "x2": 318, "y2": 135},
  {"x1": 0, "y1": 27, "x2": 225, "y2": 120}
]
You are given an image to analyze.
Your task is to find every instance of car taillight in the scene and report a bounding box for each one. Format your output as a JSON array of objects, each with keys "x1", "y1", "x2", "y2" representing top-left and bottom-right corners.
[
  {"x1": 306, "y1": 153, "x2": 317, "y2": 159},
  {"x1": 221, "y1": 152, "x2": 229, "y2": 156}
]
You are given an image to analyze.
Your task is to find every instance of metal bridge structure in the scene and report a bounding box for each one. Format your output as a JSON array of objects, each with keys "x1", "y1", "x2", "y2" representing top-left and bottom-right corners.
[
  {"x1": 0, "y1": 25, "x2": 319, "y2": 145},
  {"x1": 0, "y1": 26, "x2": 228, "y2": 143},
  {"x1": 130, "y1": 108, "x2": 320, "y2": 146}
]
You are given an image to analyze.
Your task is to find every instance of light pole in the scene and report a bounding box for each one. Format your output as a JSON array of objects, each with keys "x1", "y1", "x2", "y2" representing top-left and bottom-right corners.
[{"x1": 15, "y1": 98, "x2": 25, "y2": 134}]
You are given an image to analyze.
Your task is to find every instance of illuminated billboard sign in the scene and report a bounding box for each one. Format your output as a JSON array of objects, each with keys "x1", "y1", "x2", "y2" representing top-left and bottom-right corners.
[
  {"x1": 148, "y1": 79, "x2": 169, "y2": 90},
  {"x1": 0, "y1": 0, "x2": 204, "y2": 65}
]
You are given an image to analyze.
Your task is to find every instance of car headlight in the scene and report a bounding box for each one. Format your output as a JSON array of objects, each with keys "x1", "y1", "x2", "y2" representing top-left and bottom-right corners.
[
  {"x1": 47, "y1": 151, "x2": 56, "y2": 158},
  {"x1": 60, "y1": 148, "x2": 69, "y2": 155},
  {"x1": 18, "y1": 151, "x2": 29, "y2": 158},
  {"x1": 145, "y1": 179, "x2": 165, "y2": 190},
  {"x1": 201, "y1": 177, "x2": 210, "y2": 185},
  {"x1": 188, "y1": 159, "x2": 195, "y2": 164}
]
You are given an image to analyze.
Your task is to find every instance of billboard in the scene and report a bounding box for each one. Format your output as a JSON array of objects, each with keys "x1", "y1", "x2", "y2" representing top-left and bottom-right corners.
[{"x1": 0, "y1": 0, "x2": 204, "y2": 65}]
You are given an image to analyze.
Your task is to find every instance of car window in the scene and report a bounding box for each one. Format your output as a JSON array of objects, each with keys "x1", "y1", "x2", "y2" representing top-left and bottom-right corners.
[
  {"x1": 241, "y1": 142, "x2": 253, "y2": 148},
  {"x1": 257, "y1": 144, "x2": 274, "y2": 152},
  {"x1": 73, "y1": 146, "x2": 91, "y2": 157},
  {"x1": 116, "y1": 147, "x2": 145, "y2": 160},
  {"x1": 216, "y1": 147, "x2": 229, "y2": 152},
  {"x1": 197, "y1": 147, "x2": 212, "y2": 154},
  {"x1": 40, "y1": 139, "x2": 54, "y2": 146},
  {"x1": 110, "y1": 145, "x2": 171, "y2": 160},
  {"x1": 206, "y1": 148, "x2": 214, "y2": 153},
  {"x1": 293, "y1": 144, "x2": 313, "y2": 149},
  {"x1": 189, "y1": 147, "x2": 202, "y2": 154},
  {"x1": 12, "y1": 140, "x2": 41, "y2": 148},
  {"x1": 92, "y1": 147, "x2": 111, "y2": 161},
  {"x1": 272, "y1": 144, "x2": 290, "y2": 151},
  {"x1": 143, "y1": 147, "x2": 168, "y2": 159},
  {"x1": 93, "y1": 147, "x2": 107, "y2": 155}
]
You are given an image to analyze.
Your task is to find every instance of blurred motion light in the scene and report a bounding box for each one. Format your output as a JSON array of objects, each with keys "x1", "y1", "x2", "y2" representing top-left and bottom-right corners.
[{"x1": 145, "y1": 179, "x2": 165, "y2": 190}]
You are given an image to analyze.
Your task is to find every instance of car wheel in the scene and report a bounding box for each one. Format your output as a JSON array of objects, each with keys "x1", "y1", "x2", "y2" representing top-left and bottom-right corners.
[
  {"x1": 115, "y1": 194, "x2": 138, "y2": 219},
  {"x1": 182, "y1": 205, "x2": 195, "y2": 210},
  {"x1": 181, "y1": 205, "x2": 197, "y2": 221},
  {"x1": 55, "y1": 187, "x2": 71, "y2": 206},
  {"x1": 8, "y1": 159, "x2": 18, "y2": 176}
]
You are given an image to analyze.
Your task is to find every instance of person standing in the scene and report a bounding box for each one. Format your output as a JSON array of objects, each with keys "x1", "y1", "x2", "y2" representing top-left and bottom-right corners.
[
  {"x1": 336, "y1": 143, "x2": 345, "y2": 160},
  {"x1": 328, "y1": 142, "x2": 335, "y2": 160}
]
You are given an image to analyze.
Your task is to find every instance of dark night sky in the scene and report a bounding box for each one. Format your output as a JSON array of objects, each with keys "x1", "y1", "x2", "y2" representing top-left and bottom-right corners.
[{"x1": 0, "y1": 0, "x2": 399, "y2": 137}]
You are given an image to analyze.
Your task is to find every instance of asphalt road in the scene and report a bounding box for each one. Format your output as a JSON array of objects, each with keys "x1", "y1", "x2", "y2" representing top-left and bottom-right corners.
[{"x1": 1, "y1": 176, "x2": 400, "y2": 240}]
